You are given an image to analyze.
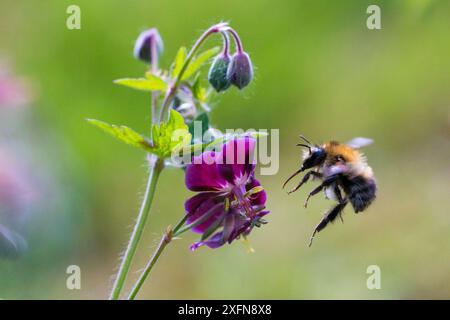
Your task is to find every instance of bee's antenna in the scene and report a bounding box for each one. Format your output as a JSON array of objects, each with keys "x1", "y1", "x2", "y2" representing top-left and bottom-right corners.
[
  {"x1": 299, "y1": 134, "x2": 313, "y2": 146},
  {"x1": 296, "y1": 143, "x2": 310, "y2": 149},
  {"x1": 296, "y1": 143, "x2": 311, "y2": 153},
  {"x1": 282, "y1": 169, "x2": 302, "y2": 189}
]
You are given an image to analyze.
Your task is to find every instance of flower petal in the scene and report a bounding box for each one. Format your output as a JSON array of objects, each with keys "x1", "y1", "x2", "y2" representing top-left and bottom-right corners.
[
  {"x1": 184, "y1": 192, "x2": 216, "y2": 215},
  {"x1": 228, "y1": 215, "x2": 252, "y2": 243},
  {"x1": 190, "y1": 232, "x2": 225, "y2": 251},
  {"x1": 218, "y1": 137, "x2": 256, "y2": 185},
  {"x1": 185, "y1": 151, "x2": 229, "y2": 191},
  {"x1": 222, "y1": 213, "x2": 236, "y2": 242},
  {"x1": 185, "y1": 193, "x2": 225, "y2": 234}
]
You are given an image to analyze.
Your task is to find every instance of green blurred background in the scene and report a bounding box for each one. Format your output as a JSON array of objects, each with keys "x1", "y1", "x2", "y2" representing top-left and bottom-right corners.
[{"x1": 0, "y1": 0, "x2": 449, "y2": 299}]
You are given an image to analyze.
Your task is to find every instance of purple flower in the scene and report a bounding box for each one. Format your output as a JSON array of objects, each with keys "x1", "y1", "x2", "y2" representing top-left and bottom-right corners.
[
  {"x1": 184, "y1": 137, "x2": 269, "y2": 250},
  {"x1": 133, "y1": 28, "x2": 163, "y2": 64},
  {"x1": 227, "y1": 52, "x2": 253, "y2": 89}
]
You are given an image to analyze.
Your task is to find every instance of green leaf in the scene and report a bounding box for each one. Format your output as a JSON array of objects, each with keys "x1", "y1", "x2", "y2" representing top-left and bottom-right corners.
[
  {"x1": 114, "y1": 76, "x2": 167, "y2": 91},
  {"x1": 192, "y1": 76, "x2": 207, "y2": 103},
  {"x1": 151, "y1": 109, "x2": 192, "y2": 158},
  {"x1": 145, "y1": 73, "x2": 168, "y2": 89},
  {"x1": 88, "y1": 111, "x2": 192, "y2": 158},
  {"x1": 182, "y1": 47, "x2": 220, "y2": 80},
  {"x1": 172, "y1": 46, "x2": 187, "y2": 78},
  {"x1": 87, "y1": 119, "x2": 153, "y2": 151}
]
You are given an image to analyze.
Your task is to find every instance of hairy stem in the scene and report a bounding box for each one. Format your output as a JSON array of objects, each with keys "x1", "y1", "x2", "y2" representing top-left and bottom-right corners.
[
  {"x1": 150, "y1": 37, "x2": 159, "y2": 124},
  {"x1": 127, "y1": 215, "x2": 188, "y2": 300},
  {"x1": 221, "y1": 31, "x2": 230, "y2": 57},
  {"x1": 225, "y1": 27, "x2": 243, "y2": 53},
  {"x1": 173, "y1": 203, "x2": 222, "y2": 237},
  {"x1": 109, "y1": 155, "x2": 164, "y2": 300},
  {"x1": 113, "y1": 22, "x2": 231, "y2": 300},
  {"x1": 158, "y1": 23, "x2": 227, "y2": 123}
]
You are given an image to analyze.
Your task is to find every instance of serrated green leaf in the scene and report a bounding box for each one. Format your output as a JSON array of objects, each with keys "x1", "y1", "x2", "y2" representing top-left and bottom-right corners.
[
  {"x1": 114, "y1": 77, "x2": 167, "y2": 91},
  {"x1": 151, "y1": 109, "x2": 192, "y2": 158},
  {"x1": 182, "y1": 47, "x2": 220, "y2": 80},
  {"x1": 172, "y1": 47, "x2": 187, "y2": 78},
  {"x1": 87, "y1": 119, "x2": 153, "y2": 151}
]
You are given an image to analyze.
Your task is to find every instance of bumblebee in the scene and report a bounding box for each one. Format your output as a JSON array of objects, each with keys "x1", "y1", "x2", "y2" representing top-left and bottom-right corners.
[{"x1": 283, "y1": 135, "x2": 377, "y2": 246}]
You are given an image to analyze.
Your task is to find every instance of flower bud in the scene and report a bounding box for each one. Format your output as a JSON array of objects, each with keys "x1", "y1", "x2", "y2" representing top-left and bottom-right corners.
[
  {"x1": 227, "y1": 52, "x2": 253, "y2": 89},
  {"x1": 133, "y1": 28, "x2": 163, "y2": 64},
  {"x1": 208, "y1": 53, "x2": 231, "y2": 92}
]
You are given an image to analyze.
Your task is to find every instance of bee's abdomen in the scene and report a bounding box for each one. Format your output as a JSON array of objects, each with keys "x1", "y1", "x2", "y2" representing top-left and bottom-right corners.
[{"x1": 341, "y1": 176, "x2": 376, "y2": 213}]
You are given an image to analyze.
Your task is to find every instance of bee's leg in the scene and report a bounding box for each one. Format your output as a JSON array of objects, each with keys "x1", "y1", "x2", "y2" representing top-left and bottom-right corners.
[
  {"x1": 308, "y1": 200, "x2": 348, "y2": 247},
  {"x1": 333, "y1": 185, "x2": 345, "y2": 223},
  {"x1": 287, "y1": 171, "x2": 321, "y2": 195},
  {"x1": 304, "y1": 185, "x2": 323, "y2": 207},
  {"x1": 282, "y1": 169, "x2": 302, "y2": 189},
  {"x1": 304, "y1": 175, "x2": 337, "y2": 208},
  {"x1": 311, "y1": 171, "x2": 322, "y2": 180}
]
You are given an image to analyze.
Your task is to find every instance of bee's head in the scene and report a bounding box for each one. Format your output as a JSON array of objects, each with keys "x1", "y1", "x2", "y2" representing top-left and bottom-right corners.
[
  {"x1": 297, "y1": 135, "x2": 327, "y2": 171},
  {"x1": 282, "y1": 135, "x2": 327, "y2": 190}
]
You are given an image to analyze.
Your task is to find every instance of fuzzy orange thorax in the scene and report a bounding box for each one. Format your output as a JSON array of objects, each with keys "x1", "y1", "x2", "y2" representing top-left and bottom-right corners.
[{"x1": 323, "y1": 141, "x2": 360, "y2": 163}]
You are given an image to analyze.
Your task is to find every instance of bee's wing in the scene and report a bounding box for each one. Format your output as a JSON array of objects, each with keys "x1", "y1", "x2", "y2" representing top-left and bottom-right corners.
[{"x1": 346, "y1": 137, "x2": 374, "y2": 149}]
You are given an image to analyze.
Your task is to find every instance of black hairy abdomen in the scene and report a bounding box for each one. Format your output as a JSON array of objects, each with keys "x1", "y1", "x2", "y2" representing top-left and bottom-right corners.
[{"x1": 340, "y1": 176, "x2": 376, "y2": 213}]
